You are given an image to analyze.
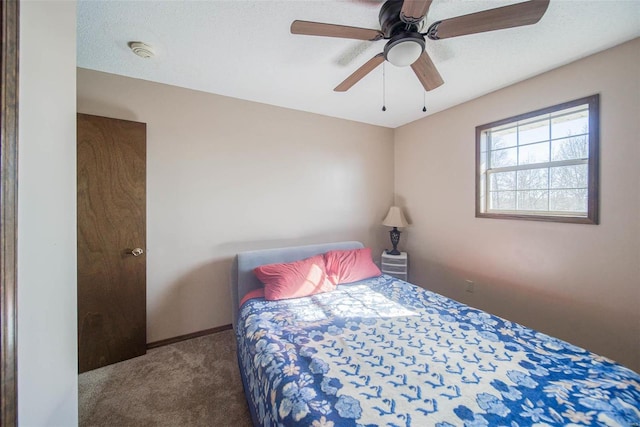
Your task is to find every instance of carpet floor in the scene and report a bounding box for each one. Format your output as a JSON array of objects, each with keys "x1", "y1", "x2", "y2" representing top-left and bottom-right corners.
[{"x1": 79, "y1": 329, "x2": 253, "y2": 427}]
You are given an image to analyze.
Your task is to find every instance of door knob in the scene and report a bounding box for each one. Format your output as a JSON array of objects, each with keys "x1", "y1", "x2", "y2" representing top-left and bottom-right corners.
[{"x1": 130, "y1": 248, "x2": 144, "y2": 257}]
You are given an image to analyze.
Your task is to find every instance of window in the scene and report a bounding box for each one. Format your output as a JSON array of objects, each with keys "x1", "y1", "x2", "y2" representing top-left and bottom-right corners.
[{"x1": 476, "y1": 95, "x2": 599, "y2": 224}]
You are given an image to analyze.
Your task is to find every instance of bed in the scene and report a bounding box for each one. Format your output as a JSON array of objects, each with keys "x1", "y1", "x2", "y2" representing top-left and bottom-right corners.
[{"x1": 232, "y1": 241, "x2": 640, "y2": 426}]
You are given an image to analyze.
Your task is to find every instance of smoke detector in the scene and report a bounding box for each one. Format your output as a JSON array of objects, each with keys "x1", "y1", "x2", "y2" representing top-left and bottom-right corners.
[{"x1": 128, "y1": 42, "x2": 155, "y2": 59}]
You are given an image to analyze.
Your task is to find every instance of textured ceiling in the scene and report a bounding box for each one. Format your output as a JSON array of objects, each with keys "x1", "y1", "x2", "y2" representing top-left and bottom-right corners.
[{"x1": 77, "y1": 1, "x2": 640, "y2": 129}]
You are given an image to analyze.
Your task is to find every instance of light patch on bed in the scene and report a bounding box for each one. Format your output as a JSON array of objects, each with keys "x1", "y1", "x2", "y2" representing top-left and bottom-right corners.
[{"x1": 279, "y1": 285, "x2": 418, "y2": 323}]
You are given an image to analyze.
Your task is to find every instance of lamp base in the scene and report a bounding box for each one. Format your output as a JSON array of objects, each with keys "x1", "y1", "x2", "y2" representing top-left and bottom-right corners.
[{"x1": 387, "y1": 227, "x2": 401, "y2": 256}]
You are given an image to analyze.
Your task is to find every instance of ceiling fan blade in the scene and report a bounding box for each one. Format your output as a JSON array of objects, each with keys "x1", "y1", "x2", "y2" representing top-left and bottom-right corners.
[
  {"x1": 400, "y1": 0, "x2": 434, "y2": 24},
  {"x1": 411, "y1": 51, "x2": 444, "y2": 91},
  {"x1": 291, "y1": 20, "x2": 384, "y2": 41},
  {"x1": 428, "y1": 0, "x2": 550, "y2": 40},
  {"x1": 334, "y1": 53, "x2": 385, "y2": 92}
]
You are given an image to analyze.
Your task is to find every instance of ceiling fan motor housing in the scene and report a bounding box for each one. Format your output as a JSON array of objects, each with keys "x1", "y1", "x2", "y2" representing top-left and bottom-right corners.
[{"x1": 379, "y1": 0, "x2": 422, "y2": 38}]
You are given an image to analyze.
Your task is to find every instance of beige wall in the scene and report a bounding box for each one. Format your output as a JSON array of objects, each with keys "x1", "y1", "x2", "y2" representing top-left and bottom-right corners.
[
  {"x1": 395, "y1": 38, "x2": 640, "y2": 372},
  {"x1": 77, "y1": 69, "x2": 394, "y2": 342},
  {"x1": 19, "y1": 1, "x2": 78, "y2": 425}
]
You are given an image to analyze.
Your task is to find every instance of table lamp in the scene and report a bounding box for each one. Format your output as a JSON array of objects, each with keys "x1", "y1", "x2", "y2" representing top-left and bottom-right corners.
[{"x1": 382, "y1": 206, "x2": 408, "y2": 255}]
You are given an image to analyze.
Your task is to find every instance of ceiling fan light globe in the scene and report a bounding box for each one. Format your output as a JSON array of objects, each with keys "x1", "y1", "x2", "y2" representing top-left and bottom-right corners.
[{"x1": 385, "y1": 39, "x2": 424, "y2": 67}]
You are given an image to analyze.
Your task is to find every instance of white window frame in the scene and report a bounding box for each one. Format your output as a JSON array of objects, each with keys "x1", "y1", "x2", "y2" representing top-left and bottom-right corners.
[{"x1": 476, "y1": 95, "x2": 599, "y2": 224}]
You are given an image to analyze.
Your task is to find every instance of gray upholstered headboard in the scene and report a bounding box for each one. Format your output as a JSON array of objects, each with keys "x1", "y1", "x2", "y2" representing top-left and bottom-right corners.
[{"x1": 230, "y1": 241, "x2": 364, "y2": 331}]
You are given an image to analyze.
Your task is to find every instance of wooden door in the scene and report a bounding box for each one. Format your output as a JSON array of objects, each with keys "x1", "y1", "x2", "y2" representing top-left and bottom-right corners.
[{"x1": 77, "y1": 113, "x2": 146, "y2": 373}]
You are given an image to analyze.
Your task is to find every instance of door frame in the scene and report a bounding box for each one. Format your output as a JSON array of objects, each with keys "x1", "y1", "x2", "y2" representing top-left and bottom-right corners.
[{"x1": 1, "y1": 0, "x2": 20, "y2": 425}]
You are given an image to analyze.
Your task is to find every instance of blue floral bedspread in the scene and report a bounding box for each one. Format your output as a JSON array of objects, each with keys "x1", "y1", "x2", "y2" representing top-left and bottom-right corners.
[{"x1": 236, "y1": 275, "x2": 640, "y2": 426}]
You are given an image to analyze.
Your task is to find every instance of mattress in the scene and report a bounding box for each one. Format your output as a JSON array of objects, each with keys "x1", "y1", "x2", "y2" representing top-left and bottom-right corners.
[{"x1": 236, "y1": 274, "x2": 640, "y2": 426}]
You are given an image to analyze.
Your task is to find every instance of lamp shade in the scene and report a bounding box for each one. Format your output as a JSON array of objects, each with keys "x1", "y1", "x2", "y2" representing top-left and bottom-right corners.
[{"x1": 382, "y1": 206, "x2": 408, "y2": 228}]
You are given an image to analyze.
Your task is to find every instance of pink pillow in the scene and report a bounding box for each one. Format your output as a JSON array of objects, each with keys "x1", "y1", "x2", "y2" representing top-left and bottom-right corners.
[
  {"x1": 324, "y1": 247, "x2": 382, "y2": 285},
  {"x1": 239, "y1": 288, "x2": 265, "y2": 307},
  {"x1": 253, "y1": 255, "x2": 336, "y2": 301}
]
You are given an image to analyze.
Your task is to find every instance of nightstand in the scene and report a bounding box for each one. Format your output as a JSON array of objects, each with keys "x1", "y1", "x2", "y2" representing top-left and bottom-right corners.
[{"x1": 381, "y1": 251, "x2": 408, "y2": 281}]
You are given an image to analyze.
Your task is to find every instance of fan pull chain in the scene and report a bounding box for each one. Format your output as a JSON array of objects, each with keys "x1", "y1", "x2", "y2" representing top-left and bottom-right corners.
[
  {"x1": 382, "y1": 62, "x2": 387, "y2": 112},
  {"x1": 422, "y1": 91, "x2": 427, "y2": 112}
]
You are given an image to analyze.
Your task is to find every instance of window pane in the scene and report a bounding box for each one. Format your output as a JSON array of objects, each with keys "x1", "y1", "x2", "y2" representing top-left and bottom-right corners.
[
  {"x1": 490, "y1": 171, "x2": 516, "y2": 191},
  {"x1": 479, "y1": 150, "x2": 487, "y2": 173},
  {"x1": 550, "y1": 189, "x2": 588, "y2": 212},
  {"x1": 490, "y1": 147, "x2": 517, "y2": 168},
  {"x1": 518, "y1": 141, "x2": 549, "y2": 165},
  {"x1": 551, "y1": 135, "x2": 588, "y2": 161},
  {"x1": 480, "y1": 132, "x2": 488, "y2": 153},
  {"x1": 517, "y1": 168, "x2": 548, "y2": 190},
  {"x1": 550, "y1": 164, "x2": 588, "y2": 189},
  {"x1": 517, "y1": 190, "x2": 548, "y2": 211},
  {"x1": 519, "y1": 120, "x2": 549, "y2": 145},
  {"x1": 552, "y1": 109, "x2": 588, "y2": 139},
  {"x1": 490, "y1": 127, "x2": 517, "y2": 149},
  {"x1": 479, "y1": 174, "x2": 486, "y2": 206},
  {"x1": 490, "y1": 191, "x2": 516, "y2": 210}
]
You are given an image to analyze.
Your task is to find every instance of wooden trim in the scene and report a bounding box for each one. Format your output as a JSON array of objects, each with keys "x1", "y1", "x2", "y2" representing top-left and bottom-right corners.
[
  {"x1": 586, "y1": 95, "x2": 600, "y2": 224},
  {"x1": 1, "y1": 1, "x2": 20, "y2": 426},
  {"x1": 146, "y1": 325, "x2": 233, "y2": 350}
]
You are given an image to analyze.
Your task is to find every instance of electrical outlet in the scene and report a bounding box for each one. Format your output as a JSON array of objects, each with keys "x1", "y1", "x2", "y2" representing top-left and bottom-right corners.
[{"x1": 465, "y1": 280, "x2": 474, "y2": 293}]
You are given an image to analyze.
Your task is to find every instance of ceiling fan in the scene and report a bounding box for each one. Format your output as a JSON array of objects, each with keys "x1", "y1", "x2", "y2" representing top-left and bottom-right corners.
[{"x1": 291, "y1": 0, "x2": 550, "y2": 92}]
